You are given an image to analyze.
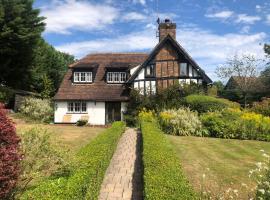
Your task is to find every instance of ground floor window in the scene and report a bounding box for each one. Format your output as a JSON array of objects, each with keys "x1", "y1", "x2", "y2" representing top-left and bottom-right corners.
[{"x1": 68, "y1": 101, "x2": 87, "y2": 113}]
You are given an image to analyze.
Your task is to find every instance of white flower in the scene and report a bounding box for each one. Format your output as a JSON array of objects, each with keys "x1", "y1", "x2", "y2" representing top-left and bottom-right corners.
[
  {"x1": 260, "y1": 149, "x2": 265, "y2": 152},
  {"x1": 256, "y1": 162, "x2": 263, "y2": 168},
  {"x1": 258, "y1": 189, "x2": 265, "y2": 194},
  {"x1": 202, "y1": 174, "x2": 206, "y2": 179},
  {"x1": 263, "y1": 153, "x2": 270, "y2": 158}
]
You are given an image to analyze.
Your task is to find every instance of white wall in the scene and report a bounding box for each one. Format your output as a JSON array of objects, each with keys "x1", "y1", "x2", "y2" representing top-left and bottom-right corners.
[{"x1": 54, "y1": 101, "x2": 106, "y2": 125}]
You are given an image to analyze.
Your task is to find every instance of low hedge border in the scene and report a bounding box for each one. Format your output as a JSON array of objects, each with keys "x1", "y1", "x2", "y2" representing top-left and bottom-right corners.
[
  {"x1": 21, "y1": 121, "x2": 126, "y2": 200},
  {"x1": 140, "y1": 119, "x2": 197, "y2": 199}
]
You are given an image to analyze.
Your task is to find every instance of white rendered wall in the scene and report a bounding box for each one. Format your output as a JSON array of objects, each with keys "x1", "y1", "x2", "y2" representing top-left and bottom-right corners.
[{"x1": 54, "y1": 101, "x2": 106, "y2": 125}]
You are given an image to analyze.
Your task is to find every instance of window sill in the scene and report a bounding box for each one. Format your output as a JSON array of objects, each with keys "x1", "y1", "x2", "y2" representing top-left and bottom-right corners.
[{"x1": 66, "y1": 112, "x2": 88, "y2": 114}]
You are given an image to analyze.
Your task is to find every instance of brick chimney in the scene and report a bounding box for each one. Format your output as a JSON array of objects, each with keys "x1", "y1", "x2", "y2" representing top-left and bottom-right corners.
[{"x1": 158, "y1": 19, "x2": 176, "y2": 41}]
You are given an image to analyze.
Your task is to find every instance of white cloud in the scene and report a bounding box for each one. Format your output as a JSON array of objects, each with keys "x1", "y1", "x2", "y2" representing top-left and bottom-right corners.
[
  {"x1": 266, "y1": 15, "x2": 270, "y2": 25},
  {"x1": 205, "y1": 10, "x2": 234, "y2": 19},
  {"x1": 56, "y1": 25, "x2": 266, "y2": 81},
  {"x1": 41, "y1": 0, "x2": 119, "y2": 34},
  {"x1": 122, "y1": 12, "x2": 147, "y2": 21},
  {"x1": 235, "y1": 14, "x2": 261, "y2": 24},
  {"x1": 256, "y1": 5, "x2": 262, "y2": 12},
  {"x1": 240, "y1": 25, "x2": 250, "y2": 34},
  {"x1": 131, "y1": 0, "x2": 146, "y2": 6}
]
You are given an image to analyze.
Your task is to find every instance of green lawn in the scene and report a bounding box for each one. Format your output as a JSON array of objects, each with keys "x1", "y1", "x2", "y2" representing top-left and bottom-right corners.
[
  {"x1": 10, "y1": 114, "x2": 105, "y2": 153},
  {"x1": 168, "y1": 135, "x2": 270, "y2": 199}
]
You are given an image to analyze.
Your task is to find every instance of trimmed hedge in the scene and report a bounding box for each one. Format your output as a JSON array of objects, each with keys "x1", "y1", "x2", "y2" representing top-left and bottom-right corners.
[
  {"x1": 140, "y1": 118, "x2": 197, "y2": 199},
  {"x1": 21, "y1": 121, "x2": 126, "y2": 200},
  {"x1": 184, "y1": 94, "x2": 239, "y2": 114}
]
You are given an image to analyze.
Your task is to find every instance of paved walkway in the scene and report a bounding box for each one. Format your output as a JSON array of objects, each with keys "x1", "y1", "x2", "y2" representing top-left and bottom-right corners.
[{"x1": 98, "y1": 128, "x2": 143, "y2": 200}]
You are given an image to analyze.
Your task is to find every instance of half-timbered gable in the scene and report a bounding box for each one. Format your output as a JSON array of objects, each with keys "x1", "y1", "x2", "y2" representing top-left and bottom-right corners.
[{"x1": 128, "y1": 33, "x2": 212, "y2": 94}]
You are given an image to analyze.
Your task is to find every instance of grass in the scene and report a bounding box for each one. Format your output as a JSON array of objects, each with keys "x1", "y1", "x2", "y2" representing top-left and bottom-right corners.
[
  {"x1": 10, "y1": 113, "x2": 105, "y2": 153},
  {"x1": 168, "y1": 135, "x2": 270, "y2": 199}
]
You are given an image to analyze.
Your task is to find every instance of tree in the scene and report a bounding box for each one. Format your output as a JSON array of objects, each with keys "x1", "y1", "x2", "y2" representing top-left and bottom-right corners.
[
  {"x1": 30, "y1": 39, "x2": 74, "y2": 97},
  {"x1": 216, "y1": 54, "x2": 262, "y2": 107},
  {"x1": 0, "y1": 0, "x2": 45, "y2": 89},
  {"x1": 0, "y1": 103, "x2": 21, "y2": 199},
  {"x1": 261, "y1": 44, "x2": 270, "y2": 92}
]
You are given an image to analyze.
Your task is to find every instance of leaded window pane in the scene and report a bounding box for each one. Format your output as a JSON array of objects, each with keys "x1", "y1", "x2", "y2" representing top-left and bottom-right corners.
[
  {"x1": 81, "y1": 102, "x2": 87, "y2": 112},
  {"x1": 180, "y1": 63, "x2": 187, "y2": 76}
]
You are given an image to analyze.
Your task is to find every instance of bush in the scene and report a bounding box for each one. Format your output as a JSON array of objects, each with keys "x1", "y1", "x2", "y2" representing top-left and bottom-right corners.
[
  {"x1": 19, "y1": 97, "x2": 53, "y2": 123},
  {"x1": 159, "y1": 108, "x2": 203, "y2": 136},
  {"x1": 184, "y1": 94, "x2": 240, "y2": 114},
  {"x1": 0, "y1": 86, "x2": 14, "y2": 105},
  {"x1": 18, "y1": 128, "x2": 70, "y2": 194},
  {"x1": 0, "y1": 103, "x2": 21, "y2": 199},
  {"x1": 140, "y1": 118, "x2": 197, "y2": 199},
  {"x1": 21, "y1": 121, "x2": 126, "y2": 200},
  {"x1": 250, "y1": 98, "x2": 270, "y2": 117},
  {"x1": 76, "y1": 120, "x2": 88, "y2": 126},
  {"x1": 201, "y1": 108, "x2": 270, "y2": 141}
]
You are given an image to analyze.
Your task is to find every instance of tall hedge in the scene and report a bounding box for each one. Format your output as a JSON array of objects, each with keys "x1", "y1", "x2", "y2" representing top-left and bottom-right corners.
[
  {"x1": 140, "y1": 117, "x2": 197, "y2": 199},
  {"x1": 21, "y1": 121, "x2": 125, "y2": 200},
  {"x1": 0, "y1": 103, "x2": 21, "y2": 199}
]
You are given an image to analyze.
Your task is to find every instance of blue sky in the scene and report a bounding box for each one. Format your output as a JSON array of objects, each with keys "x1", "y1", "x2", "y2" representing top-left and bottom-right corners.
[{"x1": 34, "y1": 0, "x2": 270, "y2": 80}]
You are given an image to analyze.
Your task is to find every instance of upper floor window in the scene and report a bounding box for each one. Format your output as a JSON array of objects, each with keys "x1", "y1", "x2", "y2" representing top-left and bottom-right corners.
[
  {"x1": 145, "y1": 64, "x2": 155, "y2": 77},
  {"x1": 180, "y1": 63, "x2": 188, "y2": 76},
  {"x1": 74, "y1": 72, "x2": 92, "y2": 83},
  {"x1": 107, "y1": 72, "x2": 126, "y2": 83},
  {"x1": 68, "y1": 101, "x2": 87, "y2": 113}
]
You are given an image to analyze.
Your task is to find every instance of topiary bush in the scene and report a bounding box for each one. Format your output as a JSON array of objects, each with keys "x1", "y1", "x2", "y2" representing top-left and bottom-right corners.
[
  {"x1": 184, "y1": 94, "x2": 240, "y2": 114},
  {"x1": 19, "y1": 97, "x2": 53, "y2": 123},
  {"x1": 139, "y1": 116, "x2": 197, "y2": 199},
  {"x1": 0, "y1": 103, "x2": 21, "y2": 199},
  {"x1": 159, "y1": 108, "x2": 203, "y2": 136},
  {"x1": 76, "y1": 119, "x2": 88, "y2": 126}
]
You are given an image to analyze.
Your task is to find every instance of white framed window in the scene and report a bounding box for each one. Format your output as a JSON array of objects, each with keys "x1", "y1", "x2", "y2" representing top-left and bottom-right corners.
[
  {"x1": 145, "y1": 64, "x2": 155, "y2": 77},
  {"x1": 180, "y1": 63, "x2": 188, "y2": 76},
  {"x1": 189, "y1": 65, "x2": 193, "y2": 77},
  {"x1": 67, "y1": 101, "x2": 87, "y2": 113},
  {"x1": 73, "y1": 72, "x2": 92, "y2": 83},
  {"x1": 193, "y1": 68, "x2": 198, "y2": 77},
  {"x1": 107, "y1": 72, "x2": 126, "y2": 83}
]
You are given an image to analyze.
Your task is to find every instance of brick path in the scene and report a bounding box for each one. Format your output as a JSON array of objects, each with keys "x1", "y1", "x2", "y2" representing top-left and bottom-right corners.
[{"x1": 98, "y1": 128, "x2": 143, "y2": 200}]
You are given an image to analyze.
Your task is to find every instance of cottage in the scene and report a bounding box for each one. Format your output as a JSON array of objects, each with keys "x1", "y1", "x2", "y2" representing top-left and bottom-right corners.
[{"x1": 54, "y1": 19, "x2": 212, "y2": 125}]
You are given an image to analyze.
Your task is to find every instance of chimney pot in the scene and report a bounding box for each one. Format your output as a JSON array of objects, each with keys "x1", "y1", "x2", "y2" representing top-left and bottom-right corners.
[{"x1": 158, "y1": 18, "x2": 176, "y2": 41}]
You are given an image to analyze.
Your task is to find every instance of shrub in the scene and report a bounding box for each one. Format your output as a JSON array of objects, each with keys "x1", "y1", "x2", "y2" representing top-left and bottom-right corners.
[
  {"x1": 0, "y1": 103, "x2": 21, "y2": 199},
  {"x1": 250, "y1": 98, "x2": 270, "y2": 117},
  {"x1": 159, "y1": 108, "x2": 203, "y2": 136},
  {"x1": 18, "y1": 128, "x2": 70, "y2": 194},
  {"x1": 140, "y1": 118, "x2": 197, "y2": 199},
  {"x1": 184, "y1": 94, "x2": 240, "y2": 113},
  {"x1": 201, "y1": 108, "x2": 270, "y2": 141},
  {"x1": 76, "y1": 120, "x2": 88, "y2": 126},
  {"x1": 0, "y1": 86, "x2": 14, "y2": 105},
  {"x1": 21, "y1": 121, "x2": 126, "y2": 200},
  {"x1": 19, "y1": 97, "x2": 53, "y2": 123}
]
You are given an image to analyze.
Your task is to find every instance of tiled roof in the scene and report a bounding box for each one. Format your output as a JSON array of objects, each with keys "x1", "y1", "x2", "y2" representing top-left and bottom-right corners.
[{"x1": 54, "y1": 53, "x2": 148, "y2": 101}]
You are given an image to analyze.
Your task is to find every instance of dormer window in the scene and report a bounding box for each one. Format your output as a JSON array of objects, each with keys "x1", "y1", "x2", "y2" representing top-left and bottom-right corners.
[
  {"x1": 145, "y1": 64, "x2": 155, "y2": 77},
  {"x1": 107, "y1": 72, "x2": 126, "y2": 83},
  {"x1": 74, "y1": 72, "x2": 92, "y2": 83}
]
